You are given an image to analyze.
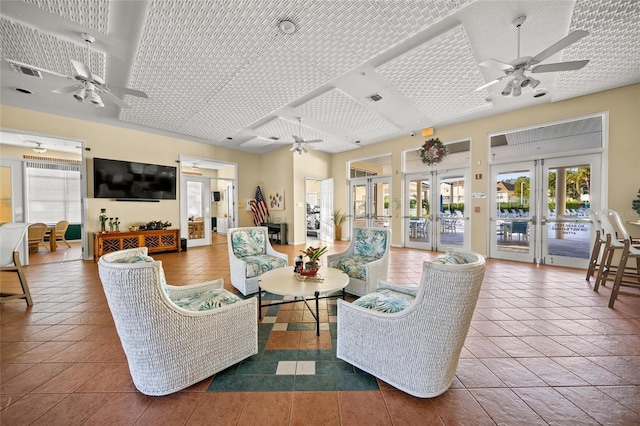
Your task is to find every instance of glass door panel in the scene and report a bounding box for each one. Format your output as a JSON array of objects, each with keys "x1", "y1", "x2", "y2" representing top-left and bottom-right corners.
[
  {"x1": 349, "y1": 177, "x2": 391, "y2": 232},
  {"x1": 490, "y1": 162, "x2": 535, "y2": 263},
  {"x1": 404, "y1": 172, "x2": 432, "y2": 250},
  {"x1": 436, "y1": 173, "x2": 469, "y2": 250},
  {"x1": 541, "y1": 155, "x2": 598, "y2": 268}
]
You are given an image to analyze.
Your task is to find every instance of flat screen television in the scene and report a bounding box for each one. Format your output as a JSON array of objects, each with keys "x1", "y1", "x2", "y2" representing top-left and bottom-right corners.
[{"x1": 93, "y1": 158, "x2": 177, "y2": 200}]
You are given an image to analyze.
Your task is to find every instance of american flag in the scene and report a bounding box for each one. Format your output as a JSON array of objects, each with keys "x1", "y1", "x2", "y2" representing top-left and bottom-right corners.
[{"x1": 251, "y1": 186, "x2": 269, "y2": 226}]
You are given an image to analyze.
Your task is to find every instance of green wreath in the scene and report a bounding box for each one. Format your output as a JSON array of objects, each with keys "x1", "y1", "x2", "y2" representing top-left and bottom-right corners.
[{"x1": 419, "y1": 138, "x2": 448, "y2": 166}]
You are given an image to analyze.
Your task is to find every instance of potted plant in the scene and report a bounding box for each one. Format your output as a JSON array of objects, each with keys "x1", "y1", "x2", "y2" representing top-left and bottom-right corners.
[
  {"x1": 334, "y1": 209, "x2": 347, "y2": 240},
  {"x1": 299, "y1": 246, "x2": 328, "y2": 276}
]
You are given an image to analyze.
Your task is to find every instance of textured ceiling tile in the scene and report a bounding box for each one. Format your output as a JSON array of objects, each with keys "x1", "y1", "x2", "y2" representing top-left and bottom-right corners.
[
  {"x1": 22, "y1": 0, "x2": 109, "y2": 34},
  {"x1": 0, "y1": 18, "x2": 105, "y2": 78},
  {"x1": 378, "y1": 25, "x2": 491, "y2": 122},
  {"x1": 296, "y1": 89, "x2": 400, "y2": 141},
  {"x1": 554, "y1": 0, "x2": 640, "y2": 101},
  {"x1": 253, "y1": 117, "x2": 356, "y2": 154},
  {"x1": 120, "y1": 0, "x2": 473, "y2": 144}
]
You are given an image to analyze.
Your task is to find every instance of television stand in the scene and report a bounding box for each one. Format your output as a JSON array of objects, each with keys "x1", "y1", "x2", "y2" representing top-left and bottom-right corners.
[{"x1": 94, "y1": 229, "x2": 180, "y2": 261}]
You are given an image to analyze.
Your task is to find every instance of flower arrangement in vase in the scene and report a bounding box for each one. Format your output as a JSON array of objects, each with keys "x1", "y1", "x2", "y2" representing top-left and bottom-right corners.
[{"x1": 297, "y1": 246, "x2": 328, "y2": 276}]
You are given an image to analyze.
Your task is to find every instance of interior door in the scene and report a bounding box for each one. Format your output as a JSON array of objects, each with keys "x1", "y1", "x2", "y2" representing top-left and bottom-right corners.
[
  {"x1": 319, "y1": 178, "x2": 333, "y2": 242},
  {"x1": 181, "y1": 175, "x2": 211, "y2": 247},
  {"x1": 225, "y1": 182, "x2": 236, "y2": 228}
]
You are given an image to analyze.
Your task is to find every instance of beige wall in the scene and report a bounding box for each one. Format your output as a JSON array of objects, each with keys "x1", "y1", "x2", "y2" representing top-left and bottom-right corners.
[
  {"x1": 2, "y1": 83, "x2": 639, "y2": 256},
  {"x1": 0, "y1": 105, "x2": 265, "y2": 256},
  {"x1": 331, "y1": 83, "x2": 640, "y2": 253}
]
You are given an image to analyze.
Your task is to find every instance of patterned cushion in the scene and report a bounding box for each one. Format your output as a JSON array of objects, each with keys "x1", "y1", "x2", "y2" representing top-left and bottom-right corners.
[
  {"x1": 329, "y1": 255, "x2": 379, "y2": 279},
  {"x1": 434, "y1": 252, "x2": 468, "y2": 265},
  {"x1": 244, "y1": 255, "x2": 287, "y2": 278},
  {"x1": 171, "y1": 288, "x2": 241, "y2": 311},
  {"x1": 114, "y1": 255, "x2": 169, "y2": 294},
  {"x1": 353, "y1": 228, "x2": 388, "y2": 259},
  {"x1": 231, "y1": 229, "x2": 266, "y2": 257},
  {"x1": 353, "y1": 288, "x2": 415, "y2": 313}
]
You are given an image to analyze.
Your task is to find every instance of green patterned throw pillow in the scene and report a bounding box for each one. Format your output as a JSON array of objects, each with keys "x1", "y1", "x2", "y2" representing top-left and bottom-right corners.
[{"x1": 353, "y1": 288, "x2": 414, "y2": 313}]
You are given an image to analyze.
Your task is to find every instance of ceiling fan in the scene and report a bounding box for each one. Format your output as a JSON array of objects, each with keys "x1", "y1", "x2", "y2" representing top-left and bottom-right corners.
[
  {"x1": 475, "y1": 16, "x2": 590, "y2": 97},
  {"x1": 290, "y1": 117, "x2": 323, "y2": 155},
  {"x1": 52, "y1": 33, "x2": 148, "y2": 109}
]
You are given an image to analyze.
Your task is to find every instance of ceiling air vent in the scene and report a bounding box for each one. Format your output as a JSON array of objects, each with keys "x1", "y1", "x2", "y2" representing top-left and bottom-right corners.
[
  {"x1": 269, "y1": 136, "x2": 280, "y2": 141},
  {"x1": 7, "y1": 61, "x2": 43, "y2": 78},
  {"x1": 366, "y1": 93, "x2": 383, "y2": 102}
]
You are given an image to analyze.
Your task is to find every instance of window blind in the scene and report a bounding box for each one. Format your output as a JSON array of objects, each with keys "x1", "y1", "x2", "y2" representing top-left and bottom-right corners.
[{"x1": 26, "y1": 161, "x2": 81, "y2": 223}]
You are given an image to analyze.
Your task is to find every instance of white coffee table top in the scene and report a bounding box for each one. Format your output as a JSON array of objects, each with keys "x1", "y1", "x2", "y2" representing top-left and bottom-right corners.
[{"x1": 258, "y1": 266, "x2": 349, "y2": 297}]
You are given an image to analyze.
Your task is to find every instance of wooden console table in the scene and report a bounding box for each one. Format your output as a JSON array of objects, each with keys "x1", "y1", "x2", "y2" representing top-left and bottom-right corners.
[{"x1": 94, "y1": 229, "x2": 180, "y2": 261}]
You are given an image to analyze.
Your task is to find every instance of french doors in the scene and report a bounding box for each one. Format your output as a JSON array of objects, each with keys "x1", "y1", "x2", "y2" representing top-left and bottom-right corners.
[
  {"x1": 489, "y1": 153, "x2": 600, "y2": 267},
  {"x1": 404, "y1": 169, "x2": 470, "y2": 251},
  {"x1": 349, "y1": 176, "x2": 391, "y2": 231}
]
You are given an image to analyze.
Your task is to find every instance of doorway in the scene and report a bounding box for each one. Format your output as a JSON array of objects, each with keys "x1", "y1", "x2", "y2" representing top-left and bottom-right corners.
[
  {"x1": 179, "y1": 156, "x2": 237, "y2": 248},
  {"x1": 349, "y1": 176, "x2": 391, "y2": 229},
  {"x1": 488, "y1": 114, "x2": 604, "y2": 267},
  {"x1": 404, "y1": 169, "x2": 470, "y2": 251},
  {"x1": 1, "y1": 130, "x2": 85, "y2": 265}
]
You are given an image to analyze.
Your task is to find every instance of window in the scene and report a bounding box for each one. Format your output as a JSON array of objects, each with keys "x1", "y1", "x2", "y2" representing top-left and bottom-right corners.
[{"x1": 26, "y1": 162, "x2": 81, "y2": 223}]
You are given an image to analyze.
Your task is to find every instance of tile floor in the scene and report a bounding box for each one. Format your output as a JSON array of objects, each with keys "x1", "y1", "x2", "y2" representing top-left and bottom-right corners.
[{"x1": 1, "y1": 233, "x2": 640, "y2": 425}]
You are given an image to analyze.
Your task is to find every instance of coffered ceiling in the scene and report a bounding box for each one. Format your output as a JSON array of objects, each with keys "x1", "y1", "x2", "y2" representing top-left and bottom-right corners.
[{"x1": 1, "y1": 0, "x2": 638, "y2": 155}]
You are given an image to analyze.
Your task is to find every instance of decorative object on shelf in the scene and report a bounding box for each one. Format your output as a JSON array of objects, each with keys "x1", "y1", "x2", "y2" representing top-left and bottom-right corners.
[
  {"x1": 334, "y1": 209, "x2": 347, "y2": 240},
  {"x1": 140, "y1": 220, "x2": 172, "y2": 230},
  {"x1": 129, "y1": 226, "x2": 139, "y2": 232},
  {"x1": 298, "y1": 246, "x2": 328, "y2": 277},
  {"x1": 108, "y1": 217, "x2": 114, "y2": 232},
  {"x1": 114, "y1": 217, "x2": 120, "y2": 232},
  {"x1": 99, "y1": 208, "x2": 108, "y2": 232},
  {"x1": 632, "y1": 188, "x2": 640, "y2": 215},
  {"x1": 419, "y1": 138, "x2": 448, "y2": 166}
]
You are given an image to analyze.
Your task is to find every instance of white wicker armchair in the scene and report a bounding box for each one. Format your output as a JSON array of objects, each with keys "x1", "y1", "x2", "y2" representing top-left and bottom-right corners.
[
  {"x1": 98, "y1": 247, "x2": 257, "y2": 396},
  {"x1": 337, "y1": 250, "x2": 486, "y2": 398},
  {"x1": 227, "y1": 227, "x2": 288, "y2": 296},
  {"x1": 327, "y1": 227, "x2": 391, "y2": 296}
]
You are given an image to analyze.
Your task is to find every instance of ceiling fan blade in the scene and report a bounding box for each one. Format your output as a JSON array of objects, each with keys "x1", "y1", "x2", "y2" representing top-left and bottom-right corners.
[
  {"x1": 292, "y1": 135, "x2": 303, "y2": 143},
  {"x1": 530, "y1": 30, "x2": 589, "y2": 64},
  {"x1": 106, "y1": 84, "x2": 149, "y2": 99},
  {"x1": 71, "y1": 60, "x2": 92, "y2": 81},
  {"x1": 530, "y1": 60, "x2": 590, "y2": 73},
  {"x1": 52, "y1": 84, "x2": 82, "y2": 95},
  {"x1": 289, "y1": 145, "x2": 297, "y2": 152},
  {"x1": 474, "y1": 75, "x2": 507, "y2": 91},
  {"x1": 303, "y1": 139, "x2": 323, "y2": 144},
  {"x1": 101, "y1": 91, "x2": 131, "y2": 109},
  {"x1": 478, "y1": 58, "x2": 513, "y2": 71}
]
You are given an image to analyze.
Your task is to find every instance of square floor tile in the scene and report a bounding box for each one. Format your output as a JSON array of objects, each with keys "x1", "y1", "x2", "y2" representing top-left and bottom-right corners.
[
  {"x1": 261, "y1": 316, "x2": 277, "y2": 324},
  {"x1": 276, "y1": 361, "x2": 297, "y2": 375},
  {"x1": 262, "y1": 350, "x2": 299, "y2": 362},
  {"x1": 238, "y1": 361, "x2": 278, "y2": 375},
  {"x1": 296, "y1": 361, "x2": 316, "y2": 375},
  {"x1": 272, "y1": 323, "x2": 289, "y2": 331},
  {"x1": 294, "y1": 375, "x2": 336, "y2": 391},
  {"x1": 208, "y1": 374, "x2": 254, "y2": 392},
  {"x1": 337, "y1": 373, "x2": 379, "y2": 391},
  {"x1": 298, "y1": 349, "x2": 334, "y2": 361}
]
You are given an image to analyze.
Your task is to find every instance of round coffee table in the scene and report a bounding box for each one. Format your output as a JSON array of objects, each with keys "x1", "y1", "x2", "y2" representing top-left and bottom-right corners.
[{"x1": 258, "y1": 266, "x2": 349, "y2": 336}]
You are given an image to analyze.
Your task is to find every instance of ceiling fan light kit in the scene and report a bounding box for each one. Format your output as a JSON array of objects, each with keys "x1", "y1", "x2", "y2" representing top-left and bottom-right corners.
[
  {"x1": 32, "y1": 143, "x2": 47, "y2": 153},
  {"x1": 51, "y1": 33, "x2": 148, "y2": 109},
  {"x1": 478, "y1": 15, "x2": 589, "y2": 98}
]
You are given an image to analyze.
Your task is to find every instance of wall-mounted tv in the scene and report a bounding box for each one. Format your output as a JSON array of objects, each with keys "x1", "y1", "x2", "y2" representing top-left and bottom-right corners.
[{"x1": 93, "y1": 158, "x2": 177, "y2": 200}]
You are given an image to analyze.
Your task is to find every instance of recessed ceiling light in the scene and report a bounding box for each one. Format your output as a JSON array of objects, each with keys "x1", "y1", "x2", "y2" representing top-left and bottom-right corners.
[
  {"x1": 15, "y1": 87, "x2": 33, "y2": 94},
  {"x1": 278, "y1": 20, "x2": 296, "y2": 34}
]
